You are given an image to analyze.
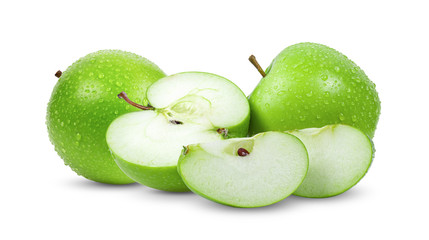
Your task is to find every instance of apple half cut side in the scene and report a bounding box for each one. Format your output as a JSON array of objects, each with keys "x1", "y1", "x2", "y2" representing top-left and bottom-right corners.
[
  {"x1": 106, "y1": 72, "x2": 250, "y2": 192},
  {"x1": 177, "y1": 132, "x2": 309, "y2": 208},
  {"x1": 288, "y1": 124, "x2": 374, "y2": 198}
]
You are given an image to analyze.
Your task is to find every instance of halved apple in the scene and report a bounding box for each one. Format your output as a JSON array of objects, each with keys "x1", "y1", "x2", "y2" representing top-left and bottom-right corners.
[
  {"x1": 106, "y1": 72, "x2": 250, "y2": 192},
  {"x1": 178, "y1": 132, "x2": 309, "y2": 207},
  {"x1": 288, "y1": 124, "x2": 374, "y2": 198}
]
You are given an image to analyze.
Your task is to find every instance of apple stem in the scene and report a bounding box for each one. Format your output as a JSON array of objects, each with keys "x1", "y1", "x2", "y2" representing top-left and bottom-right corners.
[
  {"x1": 55, "y1": 70, "x2": 62, "y2": 78},
  {"x1": 237, "y1": 148, "x2": 250, "y2": 157},
  {"x1": 248, "y1": 55, "x2": 266, "y2": 77},
  {"x1": 117, "y1": 92, "x2": 154, "y2": 110}
]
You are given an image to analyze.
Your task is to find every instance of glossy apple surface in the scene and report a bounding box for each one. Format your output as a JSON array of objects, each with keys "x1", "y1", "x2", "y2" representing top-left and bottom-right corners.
[
  {"x1": 46, "y1": 50, "x2": 166, "y2": 184},
  {"x1": 249, "y1": 42, "x2": 381, "y2": 138}
]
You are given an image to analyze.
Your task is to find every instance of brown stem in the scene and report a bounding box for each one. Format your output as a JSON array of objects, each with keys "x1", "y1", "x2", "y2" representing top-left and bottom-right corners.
[
  {"x1": 117, "y1": 92, "x2": 154, "y2": 110},
  {"x1": 237, "y1": 148, "x2": 250, "y2": 157},
  {"x1": 55, "y1": 70, "x2": 62, "y2": 78},
  {"x1": 248, "y1": 55, "x2": 266, "y2": 77}
]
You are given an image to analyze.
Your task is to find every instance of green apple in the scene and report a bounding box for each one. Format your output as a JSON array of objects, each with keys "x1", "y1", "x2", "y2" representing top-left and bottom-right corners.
[
  {"x1": 248, "y1": 42, "x2": 381, "y2": 138},
  {"x1": 288, "y1": 124, "x2": 373, "y2": 198},
  {"x1": 46, "y1": 50, "x2": 166, "y2": 184},
  {"x1": 106, "y1": 72, "x2": 250, "y2": 192},
  {"x1": 177, "y1": 131, "x2": 308, "y2": 207}
]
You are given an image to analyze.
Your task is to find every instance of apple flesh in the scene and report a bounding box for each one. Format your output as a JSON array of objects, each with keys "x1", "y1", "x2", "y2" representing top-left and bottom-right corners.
[
  {"x1": 288, "y1": 124, "x2": 374, "y2": 198},
  {"x1": 106, "y1": 72, "x2": 250, "y2": 192},
  {"x1": 46, "y1": 50, "x2": 166, "y2": 184},
  {"x1": 248, "y1": 42, "x2": 381, "y2": 138},
  {"x1": 177, "y1": 132, "x2": 309, "y2": 207}
]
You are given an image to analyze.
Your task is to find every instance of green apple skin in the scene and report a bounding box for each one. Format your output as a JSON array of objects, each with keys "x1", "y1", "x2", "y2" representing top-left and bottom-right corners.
[
  {"x1": 112, "y1": 152, "x2": 188, "y2": 192},
  {"x1": 248, "y1": 43, "x2": 381, "y2": 138},
  {"x1": 46, "y1": 50, "x2": 166, "y2": 184}
]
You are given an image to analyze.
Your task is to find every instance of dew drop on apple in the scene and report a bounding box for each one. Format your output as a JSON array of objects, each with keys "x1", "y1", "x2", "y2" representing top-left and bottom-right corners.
[
  {"x1": 339, "y1": 113, "x2": 345, "y2": 121},
  {"x1": 334, "y1": 66, "x2": 340, "y2": 72},
  {"x1": 321, "y1": 74, "x2": 328, "y2": 81},
  {"x1": 115, "y1": 82, "x2": 123, "y2": 87},
  {"x1": 352, "y1": 115, "x2": 357, "y2": 122},
  {"x1": 306, "y1": 91, "x2": 313, "y2": 97},
  {"x1": 98, "y1": 73, "x2": 104, "y2": 79},
  {"x1": 75, "y1": 133, "x2": 82, "y2": 141}
]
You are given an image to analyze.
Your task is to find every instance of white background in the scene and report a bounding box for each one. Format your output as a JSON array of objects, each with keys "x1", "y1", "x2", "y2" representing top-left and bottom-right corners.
[{"x1": 1, "y1": 0, "x2": 428, "y2": 239}]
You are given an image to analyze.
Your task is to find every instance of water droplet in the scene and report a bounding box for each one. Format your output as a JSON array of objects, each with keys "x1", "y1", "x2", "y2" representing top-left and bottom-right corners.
[
  {"x1": 264, "y1": 103, "x2": 270, "y2": 108},
  {"x1": 60, "y1": 122, "x2": 64, "y2": 127},
  {"x1": 299, "y1": 116, "x2": 306, "y2": 121},
  {"x1": 61, "y1": 148, "x2": 66, "y2": 153},
  {"x1": 352, "y1": 115, "x2": 357, "y2": 122},
  {"x1": 76, "y1": 133, "x2": 82, "y2": 141},
  {"x1": 334, "y1": 66, "x2": 340, "y2": 72},
  {"x1": 306, "y1": 91, "x2": 313, "y2": 97},
  {"x1": 114, "y1": 110, "x2": 119, "y2": 114},
  {"x1": 321, "y1": 75, "x2": 328, "y2": 81},
  {"x1": 98, "y1": 73, "x2": 104, "y2": 78},
  {"x1": 339, "y1": 113, "x2": 345, "y2": 121},
  {"x1": 316, "y1": 115, "x2": 321, "y2": 119},
  {"x1": 89, "y1": 72, "x2": 94, "y2": 77},
  {"x1": 115, "y1": 82, "x2": 123, "y2": 87}
]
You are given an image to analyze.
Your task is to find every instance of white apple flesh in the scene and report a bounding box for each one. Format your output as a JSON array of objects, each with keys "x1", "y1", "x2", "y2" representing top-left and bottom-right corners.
[
  {"x1": 106, "y1": 72, "x2": 250, "y2": 192},
  {"x1": 178, "y1": 132, "x2": 309, "y2": 207},
  {"x1": 288, "y1": 124, "x2": 374, "y2": 198}
]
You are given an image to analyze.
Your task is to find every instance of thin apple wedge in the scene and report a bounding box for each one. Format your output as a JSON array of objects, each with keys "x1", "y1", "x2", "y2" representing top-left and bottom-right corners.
[
  {"x1": 178, "y1": 132, "x2": 308, "y2": 207},
  {"x1": 288, "y1": 124, "x2": 374, "y2": 198}
]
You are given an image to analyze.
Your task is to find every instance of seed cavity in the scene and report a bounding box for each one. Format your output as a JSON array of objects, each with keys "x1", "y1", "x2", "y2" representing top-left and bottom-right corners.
[{"x1": 237, "y1": 148, "x2": 250, "y2": 157}]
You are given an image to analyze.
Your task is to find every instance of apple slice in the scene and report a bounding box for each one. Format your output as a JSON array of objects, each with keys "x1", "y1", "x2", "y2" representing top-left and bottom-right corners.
[
  {"x1": 106, "y1": 72, "x2": 250, "y2": 192},
  {"x1": 288, "y1": 124, "x2": 374, "y2": 198},
  {"x1": 177, "y1": 132, "x2": 308, "y2": 207}
]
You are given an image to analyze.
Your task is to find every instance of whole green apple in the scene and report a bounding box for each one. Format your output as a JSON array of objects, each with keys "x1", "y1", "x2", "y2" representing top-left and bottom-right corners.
[
  {"x1": 248, "y1": 43, "x2": 381, "y2": 138},
  {"x1": 46, "y1": 50, "x2": 166, "y2": 184}
]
